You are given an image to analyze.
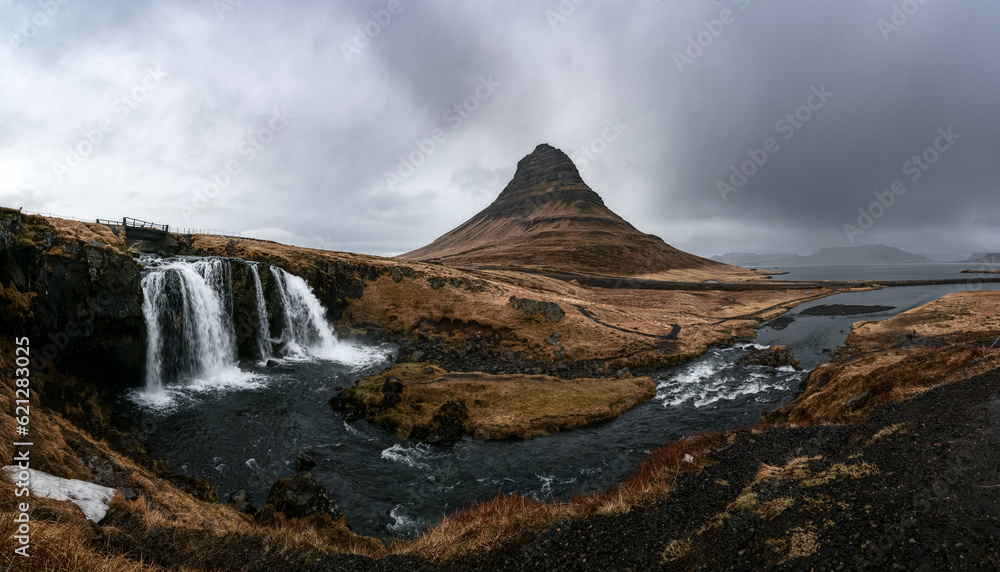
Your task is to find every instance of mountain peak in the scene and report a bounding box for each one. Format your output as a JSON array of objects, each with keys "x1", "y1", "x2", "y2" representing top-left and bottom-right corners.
[
  {"x1": 402, "y1": 144, "x2": 721, "y2": 276},
  {"x1": 502, "y1": 143, "x2": 584, "y2": 191},
  {"x1": 486, "y1": 143, "x2": 602, "y2": 218}
]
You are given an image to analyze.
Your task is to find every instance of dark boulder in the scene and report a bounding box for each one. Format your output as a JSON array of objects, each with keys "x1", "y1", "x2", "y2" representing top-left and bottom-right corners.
[
  {"x1": 258, "y1": 471, "x2": 343, "y2": 522},
  {"x1": 329, "y1": 390, "x2": 366, "y2": 421},
  {"x1": 226, "y1": 490, "x2": 256, "y2": 515},
  {"x1": 294, "y1": 451, "x2": 316, "y2": 473},
  {"x1": 415, "y1": 398, "x2": 468, "y2": 443},
  {"x1": 737, "y1": 345, "x2": 802, "y2": 370},
  {"x1": 510, "y1": 296, "x2": 565, "y2": 322},
  {"x1": 381, "y1": 376, "x2": 405, "y2": 394},
  {"x1": 167, "y1": 473, "x2": 218, "y2": 503}
]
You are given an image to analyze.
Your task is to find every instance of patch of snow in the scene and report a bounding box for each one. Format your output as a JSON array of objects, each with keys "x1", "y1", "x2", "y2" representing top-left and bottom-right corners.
[{"x1": 3, "y1": 466, "x2": 117, "y2": 522}]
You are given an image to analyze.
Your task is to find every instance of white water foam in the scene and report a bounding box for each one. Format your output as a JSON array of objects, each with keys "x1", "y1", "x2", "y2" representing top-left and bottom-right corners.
[
  {"x1": 655, "y1": 345, "x2": 803, "y2": 408},
  {"x1": 386, "y1": 504, "x2": 423, "y2": 536},
  {"x1": 269, "y1": 266, "x2": 387, "y2": 368},
  {"x1": 248, "y1": 262, "x2": 273, "y2": 361},
  {"x1": 140, "y1": 257, "x2": 259, "y2": 406},
  {"x1": 136, "y1": 257, "x2": 388, "y2": 409},
  {"x1": 380, "y1": 444, "x2": 434, "y2": 470}
]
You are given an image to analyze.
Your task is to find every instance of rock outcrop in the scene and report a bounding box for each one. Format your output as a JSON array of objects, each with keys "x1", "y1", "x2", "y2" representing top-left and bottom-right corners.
[
  {"x1": 402, "y1": 143, "x2": 724, "y2": 276},
  {"x1": 0, "y1": 208, "x2": 145, "y2": 386},
  {"x1": 737, "y1": 345, "x2": 802, "y2": 370}
]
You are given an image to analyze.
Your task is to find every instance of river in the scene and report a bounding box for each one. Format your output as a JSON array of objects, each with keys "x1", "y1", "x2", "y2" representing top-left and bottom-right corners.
[{"x1": 122, "y1": 261, "x2": 999, "y2": 539}]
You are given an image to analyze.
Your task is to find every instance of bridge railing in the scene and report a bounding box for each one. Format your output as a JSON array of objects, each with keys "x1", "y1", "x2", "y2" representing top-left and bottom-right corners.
[{"x1": 122, "y1": 217, "x2": 168, "y2": 232}]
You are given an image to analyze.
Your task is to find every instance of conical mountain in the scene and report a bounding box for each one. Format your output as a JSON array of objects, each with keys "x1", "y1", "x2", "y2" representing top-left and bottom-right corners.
[{"x1": 401, "y1": 143, "x2": 722, "y2": 276}]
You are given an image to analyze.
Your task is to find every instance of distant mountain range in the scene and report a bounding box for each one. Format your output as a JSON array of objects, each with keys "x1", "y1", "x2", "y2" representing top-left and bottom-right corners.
[
  {"x1": 712, "y1": 244, "x2": 933, "y2": 266},
  {"x1": 963, "y1": 253, "x2": 1000, "y2": 264}
]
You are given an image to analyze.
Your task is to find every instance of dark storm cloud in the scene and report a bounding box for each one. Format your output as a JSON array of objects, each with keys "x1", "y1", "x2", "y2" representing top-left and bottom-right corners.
[{"x1": 2, "y1": 0, "x2": 997, "y2": 258}]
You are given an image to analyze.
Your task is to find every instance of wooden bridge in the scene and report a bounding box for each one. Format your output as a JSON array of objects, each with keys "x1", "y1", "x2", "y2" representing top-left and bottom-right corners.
[{"x1": 97, "y1": 217, "x2": 173, "y2": 250}]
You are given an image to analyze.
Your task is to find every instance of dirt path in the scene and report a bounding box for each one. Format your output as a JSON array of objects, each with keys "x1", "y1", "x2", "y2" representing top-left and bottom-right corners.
[{"x1": 572, "y1": 303, "x2": 681, "y2": 340}]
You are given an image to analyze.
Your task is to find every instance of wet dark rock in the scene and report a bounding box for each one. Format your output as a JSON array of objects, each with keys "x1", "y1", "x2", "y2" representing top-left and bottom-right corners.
[
  {"x1": 294, "y1": 451, "x2": 317, "y2": 473},
  {"x1": 226, "y1": 489, "x2": 257, "y2": 514},
  {"x1": 167, "y1": 473, "x2": 218, "y2": 503},
  {"x1": 845, "y1": 390, "x2": 870, "y2": 414},
  {"x1": 382, "y1": 376, "x2": 405, "y2": 394},
  {"x1": 737, "y1": 344, "x2": 802, "y2": 370},
  {"x1": 329, "y1": 392, "x2": 366, "y2": 422},
  {"x1": 413, "y1": 399, "x2": 468, "y2": 443},
  {"x1": 258, "y1": 471, "x2": 343, "y2": 522},
  {"x1": 383, "y1": 391, "x2": 402, "y2": 407}
]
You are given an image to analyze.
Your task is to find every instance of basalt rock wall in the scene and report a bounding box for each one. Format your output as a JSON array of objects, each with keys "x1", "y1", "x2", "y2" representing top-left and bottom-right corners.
[{"x1": 0, "y1": 209, "x2": 145, "y2": 386}]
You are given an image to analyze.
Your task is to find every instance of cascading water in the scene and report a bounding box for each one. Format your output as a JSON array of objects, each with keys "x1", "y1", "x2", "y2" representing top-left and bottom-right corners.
[
  {"x1": 248, "y1": 263, "x2": 272, "y2": 360},
  {"x1": 269, "y1": 266, "x2": 339, "y2": 359},
  {"x1": 140, "y1": 256, "x2": 377, "y2": 398},
  {"x1": 141, "y1": 258, "x2": 238, "y2": 393}
]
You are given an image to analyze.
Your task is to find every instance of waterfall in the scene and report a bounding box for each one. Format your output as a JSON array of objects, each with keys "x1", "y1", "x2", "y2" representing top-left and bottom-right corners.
[
  {"x1": 141, "y1": 258, "x2": 238, "y2": 393},
  {"x1": 269, "y1": 266, "x2": 339, "y2": 358},
  {"x1": 141, "y1": 256, "x2": 381, "y2": 397},
  {"x1": 248, "y1": 263, "x2": 272, "y2": 360}
]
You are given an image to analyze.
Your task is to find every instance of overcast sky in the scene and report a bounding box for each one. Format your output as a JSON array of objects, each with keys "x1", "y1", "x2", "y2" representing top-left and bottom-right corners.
[{"x1": 3, "y1": 0, "x2": 998, "y2": 259}]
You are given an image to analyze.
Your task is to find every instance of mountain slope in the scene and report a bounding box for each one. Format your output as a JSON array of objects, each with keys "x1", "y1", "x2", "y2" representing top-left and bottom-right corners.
[{"x1": 402, "y1": 144, "x2": 722, "y2": 276}]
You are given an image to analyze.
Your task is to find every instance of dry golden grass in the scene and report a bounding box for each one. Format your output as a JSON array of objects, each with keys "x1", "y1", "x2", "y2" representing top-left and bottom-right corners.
[
  {"x1": 753, "y1": 455, "x2": 877, "y2": 489},
  {"x1": 44, "y1": 217, "x2": 128, "y2": 252},
  {"x1": 186, "y1": 233, "x2": 845, "y2": 369},
  {"x1": 0, "y1": 497, "x2": 160, "y2": 572},
  {"x1": 801, "y1": 461, "x2": 880, "y2": 487},
  {"x1": 869, "y1": 423, "x2": 909, "y2": 443},
  {"x1": 766, "y1": 291, "x2": 1000, "y2": 427},
  {"x1": 754, "y1": 456, "x2": 821, "y2": 484},
  {"x1": 351, "y1": 363, "x2": 656, "y2": 440},
  {"x1": 727, "y1": 489, "x2": 759, "y2": 512},
  {"x1": 398, "y1": 493, "x2": 573, "y2": 561},
  {"x1": 767, "y1": 526, "x2": 820, "y2": 564},
  {"x1": 661, "y1": 538, "x2": 693, "y2": 562},
  {"x1": 756, "y1": 496, "x2": 795, "y2": 519}
]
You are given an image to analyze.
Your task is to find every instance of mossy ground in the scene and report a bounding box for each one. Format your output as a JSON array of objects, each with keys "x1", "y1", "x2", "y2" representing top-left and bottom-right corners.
[{"x1": 341, "y1": 362, "x2": 657, "y2": 440}]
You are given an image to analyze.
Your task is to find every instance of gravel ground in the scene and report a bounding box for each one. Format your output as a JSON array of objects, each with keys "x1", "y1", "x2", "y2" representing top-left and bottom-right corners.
[{"x1": 291, "y1": 367, "x2": 1000, "y2": 571}]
